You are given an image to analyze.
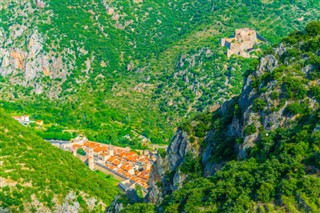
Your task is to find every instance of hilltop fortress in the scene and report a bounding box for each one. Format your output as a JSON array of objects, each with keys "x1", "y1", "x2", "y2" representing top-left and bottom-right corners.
[{"x1": 221, "y1": 28, "x2": 265, "y2": 58}]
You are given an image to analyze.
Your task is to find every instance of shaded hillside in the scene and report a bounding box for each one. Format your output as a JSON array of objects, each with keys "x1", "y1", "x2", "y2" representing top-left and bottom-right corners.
[
  {"x1": 1, "y1": 1, "x2": 320, "y2": 147},
  {"x1": 0, "y1": 110, "x2": 120, "y2": 212},
  {"x1": 122, "y1": 21, "x2": 320, "y2": 212}
]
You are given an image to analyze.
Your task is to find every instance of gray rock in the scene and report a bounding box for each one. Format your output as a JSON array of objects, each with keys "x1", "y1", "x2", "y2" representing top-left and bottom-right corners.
[
  {"x1": 146, "y1": 129, "x2": 191, "y2": 204},
  {"x1": 302, "y1": 64, "x2": 315, "y2": 76},
  {"x1": 274, "y1": 43, "x2": 286, "y2": 56},
  {"x1": 256, "y1": 55, "x2": 278, "y2": 77},
  {"x1": 167, "y1": 130, "x2": 191, "y2": 171},
  {"x1": 126, "y1": 189, "x2": 141, "y2": 204}
]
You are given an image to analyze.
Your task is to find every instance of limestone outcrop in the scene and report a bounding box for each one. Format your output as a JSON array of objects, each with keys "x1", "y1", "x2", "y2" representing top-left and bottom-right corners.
[
  {"x1": 146, "y1": 129, "x2": 192, "y2": 205},
  {"x1": 146, "y1": 41, "x2": 317, "y2": 204}
]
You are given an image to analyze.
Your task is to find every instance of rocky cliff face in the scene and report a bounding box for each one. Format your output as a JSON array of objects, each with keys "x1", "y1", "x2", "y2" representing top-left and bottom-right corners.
[
  {"x1": 0, "y1": 2, "x2": 74, "y2": 98},
  {"x1": 146, "y1": 35, "x2": 320, "y2": 205},
  {"x1": 146, "y1": 129, "x2": 194, "y2": 204}
]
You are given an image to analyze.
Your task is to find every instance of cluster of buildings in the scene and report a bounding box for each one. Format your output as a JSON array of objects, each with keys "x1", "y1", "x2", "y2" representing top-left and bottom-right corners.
[
  {"x1": 221, "y1": 28, "x2": 265, "y2": 58},
  {"x1": 68, "y1": 136, "x2": 156, "y2": 193},
  {"x1": 12, "y1": 115, "x2": 43, "y2": 126}
]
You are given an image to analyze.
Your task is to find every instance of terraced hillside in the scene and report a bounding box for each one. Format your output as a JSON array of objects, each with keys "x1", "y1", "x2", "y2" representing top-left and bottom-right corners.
[
  {"x1": 0, "y1": 110, "x2": 120, "y2": 212},
  {"x1": 1, "y1": 0, "x2": 320, "y2": 147}
]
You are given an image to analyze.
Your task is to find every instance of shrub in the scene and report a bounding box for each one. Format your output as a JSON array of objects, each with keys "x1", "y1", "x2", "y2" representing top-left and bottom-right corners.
[
  {"x1": 252, "y1": 98, "x2": 267, "y2": 112},
  {"x1": 194, "y1": 122, "x2": 207, "y2": 138},
  {"x1": 244, "y1": 124, "x2": 257, "y2": 136},
  {"x1": 77, "y1": 148, "x2": 86, "y2": 156},
  {"x1": 189, "y1": 136, "x2": 195, "y2": 143},
  {"x1": 309, "y1": 86, "x2": 320, "y2": 101},
  {"x1": 285, "y1": 102, "x2": 304, "y2": 115},
  {"x1": 157, "y1": 148, "x2": 166, "y2": 159},
  {"x1": 306, "y1": 21, "x2": 320, "y2": 36},
  {"x1": 270, "y1": 91, "x2": 279, "y2": 100},
  {"x1": 283, "y1": 77, "x2": 307, "y2": 99}
]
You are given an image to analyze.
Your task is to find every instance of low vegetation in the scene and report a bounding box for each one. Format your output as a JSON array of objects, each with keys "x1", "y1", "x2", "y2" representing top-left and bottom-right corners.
[{"x1": 0, "y1": 110, "x2": 120, "y2": 212}]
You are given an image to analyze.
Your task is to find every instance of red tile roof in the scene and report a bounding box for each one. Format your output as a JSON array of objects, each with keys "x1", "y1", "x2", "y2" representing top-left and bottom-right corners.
[
  {"x1": 135, "y1": 171, "x2": 150, "y2": 180},
  {"x1": 72, "y1": 144, "x2": 82, "y2": 149},
  {"x1": 121, "y1": 164, "x2": 134, "y2": 172}
]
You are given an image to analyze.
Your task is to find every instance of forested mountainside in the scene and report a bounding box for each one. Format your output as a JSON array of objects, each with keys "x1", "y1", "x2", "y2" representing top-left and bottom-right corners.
[
  {"x1": 1, "y1": 1, "x2": 320, "y2": 147},
  {"x1": 120, "y1": 22, "x2": 320, "y2": 212},
  {"x1": 0, "y1": 111, "x2": 119, "y2": 212}
]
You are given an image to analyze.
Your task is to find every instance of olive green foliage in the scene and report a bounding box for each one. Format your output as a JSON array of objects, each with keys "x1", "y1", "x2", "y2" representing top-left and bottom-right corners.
[
  {"x1": 252, "y1": 98, "x2": 267, "y2": 112},
  {"x1": 77, "y1": 148, "x2": 86, "y2": 156},
  {"x1": 35, "y1": 125, "x2": 74, "y2": 141},
  {"x1": 285, "y1": 101, "x2": 311, "y2": 116},
  {"x1": 0, "y1": 110, "x2": 119, "y2": 211},
  {"x1": 1, "y1": 1, "x2": 320, "y2": 148},
  {"x1": 179, "y1": 153, "x2": 203, "y2": 176},
  {"x1": 157, "y1": 148, "x2": 167, "y2": 159},
  {"x1": 306, "y1": 20, "x2": 320, "y2": 36},
  {"x1": 309, "y1": 86, "x2": 320, "y2": 101},
  {"x1": 270, "y1": 91, "x2": 279, "y2": 100},
  {"x1": 120, "y1": 203, "x2": 156, "y2": 213},
  {"x1": 283, "y1": 77, "x2": 307, "y2": 99},
  {"x1": 160, "y1": 22, "x2": 320, "y2": 213},
  {"x1": 244, "y1": 124, "x2": 257, "y2": 136}
]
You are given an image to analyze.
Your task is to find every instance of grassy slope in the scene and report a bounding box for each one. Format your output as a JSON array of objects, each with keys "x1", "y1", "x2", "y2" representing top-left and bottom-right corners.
[
  {"x1": 1, "y1": 0, "x2": 320, "y2": 147},
  {"x1": 0, "y1": 109, "x2": 120, "y2": 212}
]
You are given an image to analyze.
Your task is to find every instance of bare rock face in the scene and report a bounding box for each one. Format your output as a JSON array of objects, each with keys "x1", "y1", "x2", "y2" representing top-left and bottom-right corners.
[
  {"x1": 146, "y1": 129, "x2": 191, "y2": 204},
  {"x1": 274, "y1": 42, "x2": 286, "y2": 56},
  {"x1": 237, "y1": 54, "x2": 279, "y2": 158},
  {"x1": 146, "y1": 155, "x2": 166, "y2": 204},
  {"x1": 0, "y1": 3, "x2": 79, "y2": 99},
  {"x1": 0, "y1": 25, "x2": 73, "y2": 98},
  {"x1": 255, "y1": 55, "x2": 278, "y2": 77},
  {"x1": 167, "y1": 130, "x2": 191, "y2": 170},
  {"x1": 35, "y1": 0, "x2": 46, "y2": 8},
  {"x1": 56, "y1": 191, "x2": 81, "y2": 213},
  {"x1": 146, "y1": 44, "x2": 310, "y2": 205}
]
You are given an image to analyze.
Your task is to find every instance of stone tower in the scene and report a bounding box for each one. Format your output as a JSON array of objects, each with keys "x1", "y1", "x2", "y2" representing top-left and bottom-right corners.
[
  {"x1": 88, "y1": 148, "x2": 93, "y2": 157},
  {"x1": 72, "y1": 148, "x2": 77, "y2": 157},
  {"x1": 88, "y1": 156, "x2": 95, "y2": 170},
  {"x1": 107, "y1": 144, "x2": 114, "y2": 156}
]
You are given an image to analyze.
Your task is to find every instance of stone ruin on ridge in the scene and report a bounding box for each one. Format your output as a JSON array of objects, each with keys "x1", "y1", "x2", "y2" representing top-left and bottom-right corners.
[{"x1": 221, "y1": 28, "x2": 265, "y2": 58}]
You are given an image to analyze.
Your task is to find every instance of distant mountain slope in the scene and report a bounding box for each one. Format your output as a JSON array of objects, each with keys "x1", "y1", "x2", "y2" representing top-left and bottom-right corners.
[
  {"x1": 0, "y1": 110, "x2": 119, "y2": 212},
  {"x1": 1, "y1": 1, "x2": 320, "y2": 147},
  {"x1": 137, "y1": 21, "x2": 320, "y2": 212}
]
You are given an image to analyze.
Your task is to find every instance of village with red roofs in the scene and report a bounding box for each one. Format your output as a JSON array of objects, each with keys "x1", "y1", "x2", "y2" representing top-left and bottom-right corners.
[
  {"x1": 12, "y1": 114, "x2": 163, "y2": 194},
  {"x1": 63, "y1": 136, "x2": 158, "y2": 194}
]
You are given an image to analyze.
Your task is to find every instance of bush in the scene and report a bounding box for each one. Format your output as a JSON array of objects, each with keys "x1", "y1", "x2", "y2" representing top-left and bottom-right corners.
[
  {"x1": 252, "y1": 98, "x2": 267, "y2": 112},
  {"x1": 157, "y1": 148, "x2": 166, "y2": 159},
  {"x1": 283, "y1": 77, "x2": 307, "y2": 99},
  {"x1": 77, "y1": 148, "x2": 86, "y2": 156},
  {"x1": 306, "y1": 21, "x2": 320, "y2": 36},
  {"x1": 244, "y1": 124, "x2": 257, "y2": 136},
  {"x1": 309, "y1": 86, "x2": 320, "y2": 101},
  {"x1": 121, "y1": 203, "x2": 156, "y2": 213},
  {"x1": 189, "y1": 136, "x2": 195, "y2": 143},
  {"x1": 285, "y1": 102, "x2": 304, "y2": 115},
  {"x1": 270, "y1": 91, "x2": 279, "y2": 100}
]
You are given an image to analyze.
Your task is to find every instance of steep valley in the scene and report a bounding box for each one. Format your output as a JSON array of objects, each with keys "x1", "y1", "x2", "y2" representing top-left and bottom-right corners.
[
  {"x1": 0, "y1": 1, "x2": 320, "y2": 213},
  {"x1": 127, "y1": 22, "x2": 320, "y2": 212},
  {"x1": 1, "y1": 0, "x2": 320, "y2": 147}
]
